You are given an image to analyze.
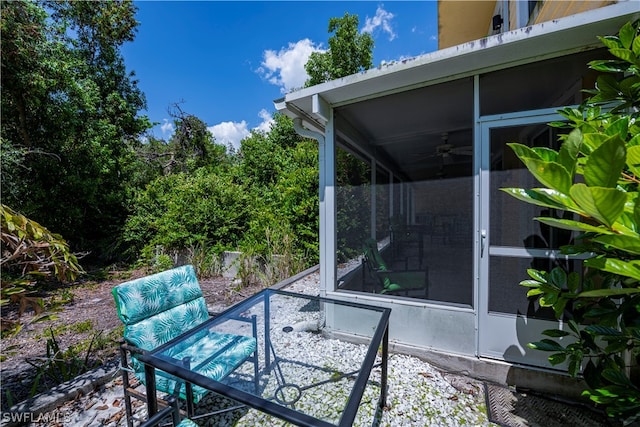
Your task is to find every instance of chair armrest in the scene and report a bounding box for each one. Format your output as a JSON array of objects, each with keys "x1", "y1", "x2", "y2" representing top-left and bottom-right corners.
[
  {"x1": 380, "y1": 266, "x2": 428, "y2": 275},
  {"x1": 121, "y1": 341, "x2": 149, "y2": 356}
]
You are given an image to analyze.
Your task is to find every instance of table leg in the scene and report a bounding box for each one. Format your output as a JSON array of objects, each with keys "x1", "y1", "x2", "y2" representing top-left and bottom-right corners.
[
  {"x1": 265, "y1": 293, "x2": 271, "y2": 371},
  {"x1": 381, "y1": 325, "x2": 389, "y2": 408},
  {"x1": 182, "y1": 357, "x2": 195, "y2": 417},
  {"x1": 143, "y1": 363, "x2": 158, "y2": 416}
]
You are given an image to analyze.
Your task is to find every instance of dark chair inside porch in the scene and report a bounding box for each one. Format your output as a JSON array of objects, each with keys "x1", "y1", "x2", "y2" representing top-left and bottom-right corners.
[{"x1": 362, "y1": 238, "x2": 429, "y2": 298}]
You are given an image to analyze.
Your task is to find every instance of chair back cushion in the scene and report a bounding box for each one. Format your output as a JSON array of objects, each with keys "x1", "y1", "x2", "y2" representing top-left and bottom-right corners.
[
  {"x1": 363, "y1": 238, "x2": 388, "y2": 271},
  {"x1": 112, "y1": 265, "x2": 209, "y2": 350}
]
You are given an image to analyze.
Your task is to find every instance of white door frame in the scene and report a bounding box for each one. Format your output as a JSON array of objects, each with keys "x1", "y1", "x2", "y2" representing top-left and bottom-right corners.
[{"x1": 477, "y1": 107, "x2": 574, "y2": 367}]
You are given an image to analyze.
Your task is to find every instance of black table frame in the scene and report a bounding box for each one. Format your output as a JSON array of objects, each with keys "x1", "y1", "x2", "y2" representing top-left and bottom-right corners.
[{"x1": 138, "y1": 288, "x2": 391, "y2": 427}]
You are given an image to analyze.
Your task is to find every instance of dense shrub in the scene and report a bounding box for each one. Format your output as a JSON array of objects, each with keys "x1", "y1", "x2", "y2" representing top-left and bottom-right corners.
[{"x1": 123, "y1": 168, "x2": 251, "y2": 259}]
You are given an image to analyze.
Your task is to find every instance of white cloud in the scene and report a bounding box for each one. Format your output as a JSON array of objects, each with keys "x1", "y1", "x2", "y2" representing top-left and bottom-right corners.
[
  {"x1": 207, "y1": 121, "x2": 250, "y2": 151},
  {"x1": 207, "y1": 110, "x2": 275, "y2": 150},
  {"x1": 362, "y1": 6, "x2": 396, "y2": 41},
  {"x1": 160, "y1": 119, "x2": 174, "y2": 137},
  {"x1": 258, "y1": 38, "x2": 324, "y2": 93},
  {"x1": 255, "y1": 109, "x2": 275, "y2": 133}
]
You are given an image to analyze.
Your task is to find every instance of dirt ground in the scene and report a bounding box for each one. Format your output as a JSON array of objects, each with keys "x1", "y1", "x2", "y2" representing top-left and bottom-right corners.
[{"x1": 0, "y1": 269, "x2": 264, "y2": 410}]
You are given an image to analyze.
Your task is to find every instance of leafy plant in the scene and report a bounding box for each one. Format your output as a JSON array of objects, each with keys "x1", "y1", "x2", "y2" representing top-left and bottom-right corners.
[
  {"x1": 502, "y1": 21, "x2": 640, "y2": 423},
  {"x1": 186, "y1": 243, "x2": 224, "y2": 278},
  {"x1": 25, "y1": 327, "x2": 103, "y2": 396},
  {"x1": 1, "y1": 205, "x2": 84, "y2": 336}
]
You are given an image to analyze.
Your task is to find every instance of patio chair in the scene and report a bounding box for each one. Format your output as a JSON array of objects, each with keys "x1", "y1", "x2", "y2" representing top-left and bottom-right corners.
[
  {"x1": 113, "y1": 265, "x2": 258, "y2": 427},
  {"x1": 362, "y1": 239, "x2": 429, "y2": 298}
]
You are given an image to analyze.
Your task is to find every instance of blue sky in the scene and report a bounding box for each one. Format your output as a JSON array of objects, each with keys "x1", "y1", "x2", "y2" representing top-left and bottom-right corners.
[{"x1": 122, "y1": 1, "x2": 439, "y2": 149}]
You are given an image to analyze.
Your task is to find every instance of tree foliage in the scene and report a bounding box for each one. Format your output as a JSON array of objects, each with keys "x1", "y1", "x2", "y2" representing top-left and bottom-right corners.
[
  {"x1": 124, "y1": 113, "x2": 320, "y2": 269},
  {"x1": 2, "y1": 5, "x2": 376, "y2": 279},
  {"x1": 1, "y1": 0, "x2": 149, "y2": 259},
  {"x1": 305, "y1": 13, "x2": 374, "y2": 86},
  {"x1": 503, "y1": 21, "x2": 640, "y2": 423}
]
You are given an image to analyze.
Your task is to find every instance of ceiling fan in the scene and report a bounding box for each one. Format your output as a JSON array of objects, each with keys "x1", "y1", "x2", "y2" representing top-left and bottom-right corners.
[{"x1": 433, "y1": 133, "x2": 473, "y2": 158}]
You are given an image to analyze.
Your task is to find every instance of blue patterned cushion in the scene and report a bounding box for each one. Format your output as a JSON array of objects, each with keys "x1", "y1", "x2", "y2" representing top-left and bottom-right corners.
[
  {"x1": 177, "y1": 419, "x2": 198, "y2": 427},
  {"x1": 150, "y1": 332, "x2": 257, "y2": 402},
  {"x1": 113, "y1": 265, "x2": 202, "y2": 325}
]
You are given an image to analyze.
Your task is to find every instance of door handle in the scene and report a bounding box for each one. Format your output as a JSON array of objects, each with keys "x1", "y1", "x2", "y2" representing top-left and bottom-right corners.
[{"x1": 481, "y1": 229, "x2": 487, "y2": 257}]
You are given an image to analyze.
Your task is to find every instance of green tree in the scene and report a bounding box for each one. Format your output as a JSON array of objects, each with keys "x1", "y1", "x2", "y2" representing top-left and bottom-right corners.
[
  {"x1": 305, "y1": 13, "x2": 374, "y2": 86},
  {"x1": 503, "y1": 21, "x2": 639, "y2": 423},
  {"x1": 238, "y1": 114, "x2": 319, "y2": 266},
  {"x1": 164, "y1": 104, "x2": 230, "y2": 174},
  {"x1": 1, "y1": 0, "x2": 149, "y2": 259}
]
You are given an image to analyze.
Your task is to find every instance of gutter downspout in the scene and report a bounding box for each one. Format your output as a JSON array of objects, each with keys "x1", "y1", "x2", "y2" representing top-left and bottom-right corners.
[
  {"x1": 292, "y1": 118, "x2": 328, "y2": 298},
  {"x1": 292, "y1": 118, "x2": 324, "y2": 145}
]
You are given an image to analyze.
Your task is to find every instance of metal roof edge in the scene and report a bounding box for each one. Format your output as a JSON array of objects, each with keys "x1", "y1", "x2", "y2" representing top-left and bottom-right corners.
[{"x1": 277, "y1": 1, "x2": 639, "y2": 113}]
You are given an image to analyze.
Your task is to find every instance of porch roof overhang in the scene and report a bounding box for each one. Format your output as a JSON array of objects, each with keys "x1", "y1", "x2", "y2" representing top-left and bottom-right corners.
[{"x1": 275, "y1": 1, "x2": 639, "y2": 133}]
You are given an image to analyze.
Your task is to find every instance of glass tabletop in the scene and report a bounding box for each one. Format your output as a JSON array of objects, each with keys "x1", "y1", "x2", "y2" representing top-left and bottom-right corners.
[{"x1": 140, "y1": 288, "x2": 391, "y2": 427}]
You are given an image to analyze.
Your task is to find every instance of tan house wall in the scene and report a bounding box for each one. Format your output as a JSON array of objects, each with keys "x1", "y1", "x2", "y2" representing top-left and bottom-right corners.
[
  {"x1": 439, "y1": 0, "x2": 619, "y2": 49},
  {"x1": 438, "y1": 1, "x2": 496, "y2": 49},
  {"x1": 532, "y1": 0, "x2": 618, "y2": 24}
]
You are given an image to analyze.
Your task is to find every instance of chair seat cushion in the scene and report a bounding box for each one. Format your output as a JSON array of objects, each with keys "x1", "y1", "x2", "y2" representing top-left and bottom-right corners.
[
  {"x1": 382, "y1": 271, "x2": 427, "y2": 290},
  {"x1": 135, "y1": 332, "x2": 257, "y2": 402}
]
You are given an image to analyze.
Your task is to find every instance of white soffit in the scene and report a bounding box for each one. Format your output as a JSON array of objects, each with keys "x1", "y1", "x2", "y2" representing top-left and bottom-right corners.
[{"x1": 279, "y1": 1, "x2": 639, "y2": 125}]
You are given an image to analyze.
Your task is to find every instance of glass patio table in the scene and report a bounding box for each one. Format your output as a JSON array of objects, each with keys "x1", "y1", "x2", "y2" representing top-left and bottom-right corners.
[{"x1": 138, "y1": 288, "x2": 391, "y2": 427}]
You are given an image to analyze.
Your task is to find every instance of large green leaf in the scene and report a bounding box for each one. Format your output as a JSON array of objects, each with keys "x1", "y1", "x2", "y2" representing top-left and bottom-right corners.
[
  {"x1": 578, "y1": 287, "x2": 640, "y2": 298},
  {"x1": 535, "y1": 217, "x2": 614, "y2": 234},
  {"x1": 597, "y1": 35, "x2": 621, "y2": 50},
  {"x1": 582, "y1": 132, "x2": 610, "y2": 153},
  {"x1": 531, "y1": 147, "x2": 559, "y2": 162},
  {"x1": 548, "y1": 352, "x2": 567, "y2": 365},
  {"x1": 500, "y1": 188, "x2": 580, "y2": 211},
  {"x1": 542, "y1": 329, "x2": 571, "y2": 338},
  {"x1": 627, "y1": 145, "x2": 640, "y2": 178},
  {"x1": 618, "y1": 22, "x2": 635, "y2": 50},
  {"x1": 585, "y1": 325, "x2": 623, "y2": 336},
  {"x1": 604, "y1": 117, "x2": 629, "y2": 138},
  {"x1": 592, "y1": 234, "x2": 640, "y2": 255},
  {"x1": 583, "y1": 134, "x2": 626, "y2": 188},
  {"x1": 517, "y1": 158, "x2": 572, "y2": 194},
  {"x1": 588, "y1": 59, "x2": 627, "y2": 74},
  {"x1": 508, "y1": 143, "x2": 542, "y2": 160},
  {"x1": 570, "y1": 184, "x2": 626, "y2": 227},
  {"x1": 527, "y1": 339, "x2": 564, "y2": 352},
  {"x1": 610, "y1": 48, "x2": 640, "y2": 68},
  {"x1": 583, "y1": 257, "x2": 640, "y2": 281},
  {"x1": 557, "y1": 128, "x2": 581, "y2": 176},
  {"x1": 602, "y1": 369, "x2": 635, "y2": 388},
  {"x1": 616, "y1": 210, "x2": 639, "y2": 236}
]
